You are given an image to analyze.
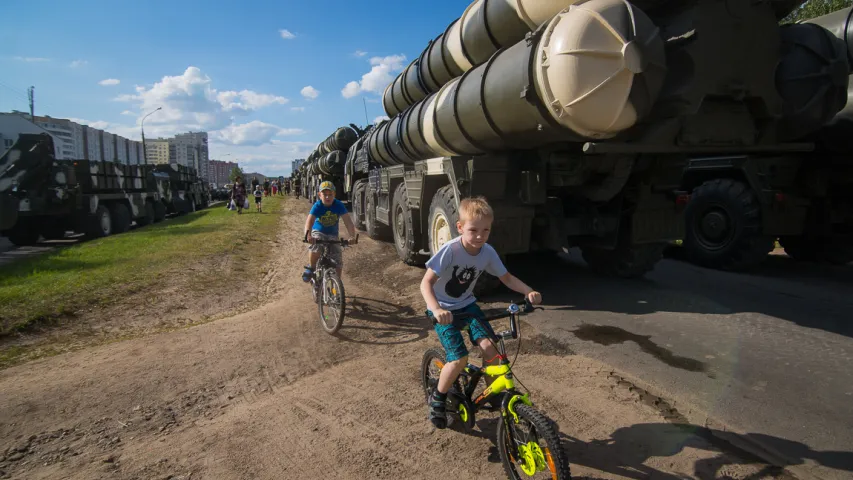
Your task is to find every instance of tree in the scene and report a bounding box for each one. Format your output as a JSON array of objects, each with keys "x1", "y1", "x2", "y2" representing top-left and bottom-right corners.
[
  {"x1": 228, "y1": 165, "x2": 244, "y2": 183},
  {"x1": 781, "y1": 0, "x2": 851, "y2": 24}
]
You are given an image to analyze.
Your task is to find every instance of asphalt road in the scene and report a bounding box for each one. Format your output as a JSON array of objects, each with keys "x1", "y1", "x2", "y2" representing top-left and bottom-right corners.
[{"x1": 496, "y1": 248, "x2": 853, "y2": 480}]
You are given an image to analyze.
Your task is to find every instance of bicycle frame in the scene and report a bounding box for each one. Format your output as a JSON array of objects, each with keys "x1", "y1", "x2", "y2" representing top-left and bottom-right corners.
[
  {"x1": 303, "y1": 235, "x2": 357, "y2": 303},
  {"x1": 434, "y1": 302, "x2": 536, "y2": 424}
]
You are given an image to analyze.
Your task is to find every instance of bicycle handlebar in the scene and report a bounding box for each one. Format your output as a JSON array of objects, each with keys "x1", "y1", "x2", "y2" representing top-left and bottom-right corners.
[
  {"x1": 427, "y1": 299, "x2": 542, "y2": 341},
  {"x1": 302, "y1": 233, "x2": 359, "y2": 246},
  {"x1": 454, "y1": 300, "x2": 536, "y2": 322}
]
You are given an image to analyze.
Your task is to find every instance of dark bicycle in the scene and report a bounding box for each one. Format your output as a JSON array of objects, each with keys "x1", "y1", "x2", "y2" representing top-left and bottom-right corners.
[
  {"x1": 420, "y1": 300, "x2": 572, "y2": 479},
  {"x1": 302, "y1": 234, "x2": 357, "y2": 334}
]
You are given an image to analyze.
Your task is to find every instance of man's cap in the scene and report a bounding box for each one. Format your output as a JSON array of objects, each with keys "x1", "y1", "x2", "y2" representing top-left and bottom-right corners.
[{"x1": 319, "y1": 181, "x2": 335, "y2": 192}]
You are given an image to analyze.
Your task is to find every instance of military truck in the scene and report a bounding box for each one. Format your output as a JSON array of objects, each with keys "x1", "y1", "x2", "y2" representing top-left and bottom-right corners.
[
  {"x1": 0, "y1": 133, "x2": 208, "y2": 246},
  {"x1": 679, "y1": 5, "x2": 853, "y2": 270},
  {"x1": 299, "y1": 0, "x2": 851, "y2": 282},
  {"x1": 153, "y1": 163, "x2": 211, "y2": 215},
  {"x1": 301, "y1": 124, "x2": 370, "y2": 204}
]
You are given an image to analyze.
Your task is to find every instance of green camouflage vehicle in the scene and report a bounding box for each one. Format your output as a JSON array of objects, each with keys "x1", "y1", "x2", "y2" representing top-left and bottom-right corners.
[{"x1": 0, "y1": 133, "x2": 208, "y2": 246}]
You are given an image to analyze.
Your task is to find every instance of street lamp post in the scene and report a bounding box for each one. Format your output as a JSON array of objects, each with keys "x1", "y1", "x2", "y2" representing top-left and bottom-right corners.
[{"x1": 141, "y1": 107, "x2": 162, "y2": 165}]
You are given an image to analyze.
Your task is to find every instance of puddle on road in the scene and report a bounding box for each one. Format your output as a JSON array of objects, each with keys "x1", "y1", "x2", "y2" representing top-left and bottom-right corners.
[{"x1": 572, "y1": 324, "x2": 708, "y2": 373}]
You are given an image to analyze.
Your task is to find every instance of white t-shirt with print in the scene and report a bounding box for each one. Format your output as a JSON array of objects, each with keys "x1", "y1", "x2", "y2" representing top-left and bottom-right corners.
[{"x1": 426, "y1": 236, "x2": 507, "y2": 310}]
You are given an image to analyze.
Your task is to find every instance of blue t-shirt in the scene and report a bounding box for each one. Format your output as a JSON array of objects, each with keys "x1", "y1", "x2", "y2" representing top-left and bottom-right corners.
[
  {"x1": 426, "y1": 236, "x2": 508, "y2": 310},
  {"x1": 310, "y1": 199, "x2": 348, "y2": 236}
]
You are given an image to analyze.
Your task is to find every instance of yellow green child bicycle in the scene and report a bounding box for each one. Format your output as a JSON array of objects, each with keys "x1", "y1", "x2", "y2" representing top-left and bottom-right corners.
[{"x1": 420, "y1": 300, "x2": 572, "y2": 479}]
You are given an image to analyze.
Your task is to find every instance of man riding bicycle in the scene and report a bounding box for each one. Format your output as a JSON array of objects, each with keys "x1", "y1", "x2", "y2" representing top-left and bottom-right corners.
[{"x1": 303, "y1": 181, "x2": 358, "y2": 282}]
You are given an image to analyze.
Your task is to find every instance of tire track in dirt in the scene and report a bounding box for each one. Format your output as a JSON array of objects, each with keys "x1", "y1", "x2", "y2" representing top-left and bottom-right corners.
[{"x1": 0, "y1": 197, "x2": 784, "y2": 479}]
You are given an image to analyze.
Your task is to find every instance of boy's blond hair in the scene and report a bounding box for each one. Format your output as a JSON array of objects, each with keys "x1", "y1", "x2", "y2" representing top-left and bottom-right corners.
[{"x1": 458, "y1": 196, "x2": 494, "y2": 223}]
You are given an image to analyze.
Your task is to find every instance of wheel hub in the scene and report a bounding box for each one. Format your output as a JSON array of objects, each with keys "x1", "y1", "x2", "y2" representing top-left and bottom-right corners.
[
  {"x1": 431, "y1": 213, "x2": 452, "y2": 254},
  {"x1": 517, "y1": 443, "x2": 536, "y2": 476},
  {"x1": 394, "y1": 205, "x2": 406, "y2": 249},
  {"x1": 100, "y1": 212, "x2": 111, "y2": 234},
  {"x1": 700, "y1": 209, "x2": 729, "y2": 242}
]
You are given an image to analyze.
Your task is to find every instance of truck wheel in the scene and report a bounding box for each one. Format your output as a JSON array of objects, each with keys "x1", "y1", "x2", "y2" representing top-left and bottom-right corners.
[
  {"x1": 110, "y1": 203, "x2": 131, "y2": 234},
  {"x1": 581, "y1": 242, "x2": 666, "y2": 278},
  {"x1": 87, "y1": 205, "x2": 113, "y2": 238},
  {"x1": 366, "y1": 191, "x2": 391, "y2": 240},
  {"x1": 153, "y1": 201, "x2": 167, "y2": 222},
  {"x1": 6, "y1": 223, "x2": 40, "y2": 246},
  {"x1": 428, "y1": 185, "x2": 458, "y2": 256},
  {"x1": 392, "y1": 183, "x2": 427, "y2": 266},
  {"x1": 780, "y1": 236, "x2": 853, "y2": 265},
  {"x1": 352, "y1": 180, "x2": 367, "y2": 230},
  {"x1": 684, "y1": 179, "x2": 774, "y2": 270},
  {"x1": 136, "y1": 201, "x2": 156, "y2": 227}
]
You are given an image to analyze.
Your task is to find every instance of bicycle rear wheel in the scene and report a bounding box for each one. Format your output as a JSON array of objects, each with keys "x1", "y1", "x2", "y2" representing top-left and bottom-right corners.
[
  {"x1": 497, "y1": 403, "x2": 572, "y2": 479},
  {"x1": 317, "y1": 269, "x2": 345, "y2": 334}
]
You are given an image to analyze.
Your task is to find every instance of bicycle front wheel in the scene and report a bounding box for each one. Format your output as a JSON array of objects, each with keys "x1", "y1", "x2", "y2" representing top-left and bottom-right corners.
[
  {"x1": 497, "y1": 403, "x2": 572, "y2": 479},
  {"x1": 317, "y1": 270, "x2": 345, "y2": 334}
]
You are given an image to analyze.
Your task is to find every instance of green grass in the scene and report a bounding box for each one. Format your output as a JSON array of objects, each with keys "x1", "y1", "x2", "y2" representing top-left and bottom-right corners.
[{"x1": 0, "y1": 197, "x2": 283, "y2": 336}]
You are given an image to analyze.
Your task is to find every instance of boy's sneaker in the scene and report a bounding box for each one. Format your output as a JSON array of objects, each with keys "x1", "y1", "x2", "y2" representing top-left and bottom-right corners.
[
  {"x1": 428, "y1": 391, "x2": 447, "y2": 429},
  {"x1": 302, "y1": 266, "x2": 314, "y2": 283}
]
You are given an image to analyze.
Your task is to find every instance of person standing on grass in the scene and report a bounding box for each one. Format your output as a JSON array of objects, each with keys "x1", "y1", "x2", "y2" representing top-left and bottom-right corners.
[
  {"x1": 254, "y1": 184, "x2": 264, "y2": 213},
  {"x1": 231, "y1": 176, "x2": 247, "y2": 215}
]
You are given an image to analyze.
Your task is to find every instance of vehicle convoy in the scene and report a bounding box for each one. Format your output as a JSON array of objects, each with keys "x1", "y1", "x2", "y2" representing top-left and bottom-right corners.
[
  {"x1": 0, "y1": 133, "x2": 210, "y2": 246},
  {"x1": 296, "y1": 0, "x2": 852, "y2": 281},
  {"x1": 678, "y1": 5, "x2": 853, "y2": 270}
]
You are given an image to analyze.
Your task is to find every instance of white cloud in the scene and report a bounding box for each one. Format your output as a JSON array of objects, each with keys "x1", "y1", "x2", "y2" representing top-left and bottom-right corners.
[
  {"x1": 99, "y1": 78, "x2": 120, "y2": 86},
  {"x1": 13, "y1": 56, "x2": 50, "y2": 62},
  {"x1": 300, "y1": 86, "x2": 319, "y2": 100},
  {"x1": 110, "y1": 66, "x2": 287, "y2": 136},
  {"x1": 291, "y1": 107, "x2": 305, "y2": 112},
  {"x1": 374, "y1": 115, "x2": 389, "y2": 125},
  {"x1": 353, "y1": 50, "x2": 367, "y2": 57},
  {"x1": 211, "y1": 121, "x2": 305, "y2": 146},
  {"x1": 69, "y1": 60, "x2": 88, "y2": 68},
  {"x1": 341, "y1": 54, "x2": 406, "y2": 98},
  {"x1": 217, "y1": 90, "x2": 288, "y2": 112},
  {"x1": 341, "y1": 82, "x2": 361, "y2": 99},
  {"x1": 279, "y1": 29, "x2": 296, "y2": 40},
  {"x1": 70, "y1": 67, "x2": 308, "y2": 174}
]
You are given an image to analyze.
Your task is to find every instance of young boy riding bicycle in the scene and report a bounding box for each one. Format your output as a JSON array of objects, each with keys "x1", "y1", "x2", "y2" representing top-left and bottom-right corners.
[
  {"x1": 303, "y1": 181, "x2": 358, "y2": 281},
  {"x1": 420, "y1": 196, "x2": 541, "y2": 429}
]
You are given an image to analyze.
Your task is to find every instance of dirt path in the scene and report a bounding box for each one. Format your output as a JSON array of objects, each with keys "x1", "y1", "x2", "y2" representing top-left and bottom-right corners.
[{"x1": 0, "y1": 198, "x2": 785, "y2": 479}]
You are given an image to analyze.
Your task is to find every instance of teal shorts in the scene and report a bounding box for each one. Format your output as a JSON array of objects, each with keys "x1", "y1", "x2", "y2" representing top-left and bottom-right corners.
[{"x1": 427, "y1": 303, "x2": 496, "y2": 362}]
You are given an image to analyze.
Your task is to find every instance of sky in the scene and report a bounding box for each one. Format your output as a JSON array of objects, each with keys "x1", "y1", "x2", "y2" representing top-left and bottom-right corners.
[{"x1": 0, "y1": 0, "x2": 466, "y2": 177}]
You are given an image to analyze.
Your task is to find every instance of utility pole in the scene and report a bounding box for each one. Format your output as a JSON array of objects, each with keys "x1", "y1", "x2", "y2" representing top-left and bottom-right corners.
[
  {"x1": 141, "y1": 107, "x2": 162, "y2": 165},
  {"x1": 28, "y1": 86, "x2": 34, "y2": 121}
]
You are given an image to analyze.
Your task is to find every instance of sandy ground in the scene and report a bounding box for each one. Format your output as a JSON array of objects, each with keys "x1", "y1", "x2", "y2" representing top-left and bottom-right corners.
[{"x1": 0, "y1": 198, "x2": 787, "y2": 479}]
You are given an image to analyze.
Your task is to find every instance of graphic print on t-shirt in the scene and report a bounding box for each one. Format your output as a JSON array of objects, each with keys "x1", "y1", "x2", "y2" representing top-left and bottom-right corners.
[
  {"x1": 445, "y1": 265, "x2": 480, "y2": 298},
  {"x1": 318, "y1": 210, "x2": 339, "y2": 227}
]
